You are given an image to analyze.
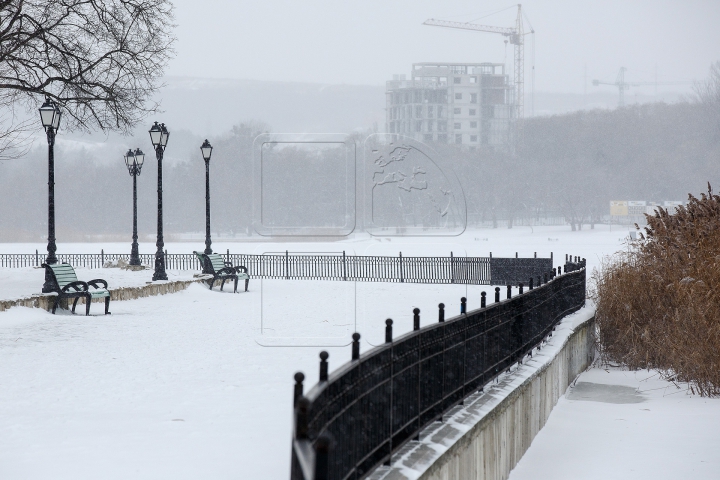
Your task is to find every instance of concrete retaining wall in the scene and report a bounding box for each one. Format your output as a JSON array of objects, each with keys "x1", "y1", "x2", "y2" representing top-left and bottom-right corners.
[
  {"x1": 369, "y1": 311, "x2": 595, "y2": 480},
  {"x1": 0, "y1": 277, "x2": 208, "y2": 313},
  {"x1": 421, "y1": 316, "x2": 594, "y2": 480}
]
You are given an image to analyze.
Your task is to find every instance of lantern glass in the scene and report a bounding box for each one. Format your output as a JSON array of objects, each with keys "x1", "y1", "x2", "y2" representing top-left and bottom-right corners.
[
  {"x1": 159, "y1": 124, "x2": 169, "y2": 147},
  {"x1": 200, "y1": 139, "x2": 213, "y2": 161},
  {"x1": 51, "y1": 107, "x2": 62, "y2": 130},
  {"x1": 124, "y1": 149, "x2": 134, "y2": 169},
  {"x1": 39, "y1": 100, "x2": 56, "y2": 128},
  {"x1": 134, "y1": 148, "x2": 145, "y2": 168},
  {"x1": 149, "y1": 122, "x2": 162, "y2": 147}
]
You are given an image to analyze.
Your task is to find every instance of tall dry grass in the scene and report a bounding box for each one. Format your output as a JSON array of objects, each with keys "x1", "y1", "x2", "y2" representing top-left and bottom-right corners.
[{"x1": 591, "y1": 184, "x2": 720, "y2": 396}]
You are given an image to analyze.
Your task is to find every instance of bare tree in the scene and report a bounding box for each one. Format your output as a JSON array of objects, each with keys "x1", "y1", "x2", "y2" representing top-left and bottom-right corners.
[
  {"x1": 693, "y1": 61, "x2": 720, "y2": 104},
  {"x1": 0, "y1": 0, "x2": 175, "y2": 159}
]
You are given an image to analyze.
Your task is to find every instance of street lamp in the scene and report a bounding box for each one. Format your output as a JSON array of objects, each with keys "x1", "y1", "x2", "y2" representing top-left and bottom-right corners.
[
  {"x1": 149, "y1": 121, "x2": 170, "y2": 281},
  {"x1": 39, "y1": 97, "x2": 62, "y2": 293},
  {"x1": 200, "y1": 139, "x2": 213, "y2": 255},
  {"x1": 124, "y1": 148, "x2": 145, "y2": 266}
]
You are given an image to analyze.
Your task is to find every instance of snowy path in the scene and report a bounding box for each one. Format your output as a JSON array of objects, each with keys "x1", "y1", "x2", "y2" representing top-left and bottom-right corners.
[
  {"x1": 0, "y1": 285, "x2": 337, "y2": 479},
  {"x1": 508, "y1": 367, "x2": 720, "y2": 480}
]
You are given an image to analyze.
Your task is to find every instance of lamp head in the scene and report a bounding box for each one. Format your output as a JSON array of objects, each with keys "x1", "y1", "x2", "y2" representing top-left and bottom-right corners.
[
  {"x1": 149, "y1": 121, "x2": 162, "y2": 147},
  {"x1": 200, "y1": 139, "x2": 213, "y2": 162},
  {"x1": 39, "y1": 97, "x2": 61, "y2": 131}
]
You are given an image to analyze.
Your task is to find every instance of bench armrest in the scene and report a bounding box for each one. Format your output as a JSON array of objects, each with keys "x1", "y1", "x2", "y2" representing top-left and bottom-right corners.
[
  {"x1": 62, "y1": 281, "x2": 89, "y2": 293},
  {"x1": 234, "y1": 265, "x2": 248, "y2": 275},
  {"x1": 87, "y1": 279, "x2": 108, "y2": 290}
]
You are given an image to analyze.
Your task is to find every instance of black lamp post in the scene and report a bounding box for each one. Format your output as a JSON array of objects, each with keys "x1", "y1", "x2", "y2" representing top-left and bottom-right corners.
[
  {"x1": 39, "y1": 97, "x2": 62, "y2": 292},
  {"x1": 149, "y1": 121, "x2": 169, "y2": 281},
  {"x1": 124, "y1": 148, "x2": 145, "y2": 266},
  {"x1": 200, "y1": 139, "x2": 213, "y2": 255}
]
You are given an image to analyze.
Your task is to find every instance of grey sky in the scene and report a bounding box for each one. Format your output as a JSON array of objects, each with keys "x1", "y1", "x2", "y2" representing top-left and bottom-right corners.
[{"x1": 167, "y1": 0, "x2": 720, "y2": 94}]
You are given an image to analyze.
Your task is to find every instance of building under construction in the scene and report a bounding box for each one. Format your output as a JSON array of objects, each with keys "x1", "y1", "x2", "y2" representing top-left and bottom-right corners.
[{"x1": 385, "y1": 62, "x2": 515, "y2": 149}]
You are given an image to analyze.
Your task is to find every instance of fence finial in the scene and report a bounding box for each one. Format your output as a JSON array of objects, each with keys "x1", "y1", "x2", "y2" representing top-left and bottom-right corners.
[
  {"x1": 481, "y1": 291, "x2": 486, "y2": 308},
  {"x1": 529, "y1": 277, "x2": 534, "y2": 290},
  {"x1": 438, "y1": 303, "x2": 445, "y2": 322},
  {"x1": 385, "y1": 319, "x2": 393, "y2": 343},
  {"x1": 351, "y1": 333, "x2": 361, "y2": 360},
  {"x1": 519, "y1": 283, "x2": 524, "y2": 294},
  {"x1": 319, "y1": 351, "x2": 329, "y2": 382},
  {"x1": 460, "y1": 297, "x2": 467, "y2": 314},
  {"x1": 413, "y1": 308, "x2": 420, "y2": 331},
  {"x1": 293, "y1": 372, "x2": 305, "y2": 407},
  {"x1": 506, "y1": 285, "x2": 512, "y2": 299},
  {"x1": 495, "y1": 287, "x2": 500, "y2": 303}
]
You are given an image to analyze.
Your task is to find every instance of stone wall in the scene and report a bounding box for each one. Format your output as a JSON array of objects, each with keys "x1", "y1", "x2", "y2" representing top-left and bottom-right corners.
[{"x1": 0, "y1": 278, "x2": 209, "y2": 313}]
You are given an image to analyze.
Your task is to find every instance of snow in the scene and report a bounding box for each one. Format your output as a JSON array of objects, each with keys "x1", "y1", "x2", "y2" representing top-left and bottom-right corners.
[
  {"x1": 508, "y1": 367, "x2": 720, "y2": 480},
  {"x1": 3, "y1": 224, "x2": 703, "y2": 479}
]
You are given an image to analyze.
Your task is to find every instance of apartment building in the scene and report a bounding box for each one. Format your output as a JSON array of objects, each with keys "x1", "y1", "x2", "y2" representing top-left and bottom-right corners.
[{"x1": 385, "y1": 63, "x2": 514, "y2": 149}]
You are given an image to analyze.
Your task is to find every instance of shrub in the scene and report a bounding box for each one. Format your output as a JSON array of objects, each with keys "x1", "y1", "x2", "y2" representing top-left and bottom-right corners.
[{"x1": 591, "y1": 184, "x2": 720, "y2": 396}]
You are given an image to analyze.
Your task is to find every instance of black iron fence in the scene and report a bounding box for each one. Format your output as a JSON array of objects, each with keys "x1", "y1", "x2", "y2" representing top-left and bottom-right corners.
[
  {"x1": 290, "y1": 259, "x2": 586, "y2": 480},
  {"x1": 0, "y1": 251, "x2": 555, "y2": 286}
]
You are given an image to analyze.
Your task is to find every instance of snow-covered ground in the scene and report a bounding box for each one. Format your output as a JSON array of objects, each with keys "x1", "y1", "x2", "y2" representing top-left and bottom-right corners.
[
  {"x1": 508, "y1": 366, "x2": 720, "y2": 480},
  {"x1": 4, "y1": 224, "x2": 707, "y2": 479}
]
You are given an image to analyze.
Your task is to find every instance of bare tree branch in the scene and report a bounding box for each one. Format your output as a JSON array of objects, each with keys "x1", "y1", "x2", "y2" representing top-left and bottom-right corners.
[{"x1": 0, "y1": 0, "x2": 175, "y2": 158}]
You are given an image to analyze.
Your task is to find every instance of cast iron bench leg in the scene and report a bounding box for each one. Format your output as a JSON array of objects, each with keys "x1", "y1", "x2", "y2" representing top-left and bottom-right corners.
[
  {"x1": 233, "y1": 276, "x2": 238, "y2": 293},
  {"x1": 72, "y1": 297, "x2": 80, "y2": 313},
  {"x1": 85, "y1": 294, "x2": 91, "y2": 316},
  {"x1": 105, "y1": 296, "x2": 111, "y2": 315},
  {"x1": 245, "y1": 279, "x2": 249, "y2": 292}
]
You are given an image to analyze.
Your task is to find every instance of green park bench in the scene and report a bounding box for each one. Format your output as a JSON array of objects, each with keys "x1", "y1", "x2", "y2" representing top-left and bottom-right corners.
[
  {"x1": 42, "y1": 263, "x2": 111, "y2": 315},
  {"x1": 194, "y1": 251, "x2": 249, "y2": 293}
]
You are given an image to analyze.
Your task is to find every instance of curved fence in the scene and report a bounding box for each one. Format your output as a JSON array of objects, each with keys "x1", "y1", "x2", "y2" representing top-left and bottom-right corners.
[
  {"x1": 290, "y1": 260, "x2": 586, "y2": 480},
  {"x1": 0, "y1": 251, "x2": 557, "y2": 286}
]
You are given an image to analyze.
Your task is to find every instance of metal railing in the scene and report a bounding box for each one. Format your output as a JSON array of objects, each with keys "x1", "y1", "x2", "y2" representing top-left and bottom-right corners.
[
  {"x1": 290, "y1": 259, "x2": 587, "y2": 480},
  {"x1": 0, "y1": 251, "x2": 553, "y2": 286}
]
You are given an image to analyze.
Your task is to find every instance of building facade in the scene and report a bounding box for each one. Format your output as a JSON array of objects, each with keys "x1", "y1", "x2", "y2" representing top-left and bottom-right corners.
[{"x1": 385, "y1": 63, "x2": 514, "y2": 149}]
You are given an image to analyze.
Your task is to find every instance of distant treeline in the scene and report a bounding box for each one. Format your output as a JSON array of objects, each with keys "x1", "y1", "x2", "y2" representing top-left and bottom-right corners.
[{"x1": 1, "y1": 100, "x2": 718, "y2": 241}]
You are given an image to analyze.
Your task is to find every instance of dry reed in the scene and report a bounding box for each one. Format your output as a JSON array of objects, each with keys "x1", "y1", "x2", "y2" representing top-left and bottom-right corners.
[{"x1": 591, "y1": 184, "x2": 720, "y2": 396}]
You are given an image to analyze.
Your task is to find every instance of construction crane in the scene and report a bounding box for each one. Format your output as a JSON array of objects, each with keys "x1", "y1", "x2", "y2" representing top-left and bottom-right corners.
[
  {"x1": 423, "y1": 4, "x2": 532, "y2": 121},
  {"x1": 592, "y1": 67, "x2": 693, "y2": 107}
]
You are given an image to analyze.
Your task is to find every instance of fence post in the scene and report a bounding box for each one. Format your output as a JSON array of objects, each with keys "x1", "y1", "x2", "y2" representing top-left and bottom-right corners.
[
  {"x1": 352, "y1": 333, "x2": 361, "y2": 360},
  {"x1": 506, "y1": 285, "x2": 512, "y2": 299},
  {"x1": 319, "y1": 351, "x2": 329, "y2": 382},
  {"x1": 227, "y1": 249, "x2": 230, "y2": 263},
  {"x1": 385, "y1": 319, "x2": 393, "y2": 343},
  {"x1": 399, "y1": 252, "x2": 404, "y2": 283},
  {"x1": 35, "y1": 249, "x2": 39, "y2": 266},
  {"x1": 413, "y1": 308, "x2": 420, "y2": 330},
  {"x1": 101, "y1": 249, "x2": 104, "y2": 266},
  {"x1": 343, "y1": 250, "x2": 347, "y2": 281},
  {"x1": 460, "y1": 297, "x2": 467, "y2": 314},
  {"x1": 519, "y1": 283, "x2": 524, "y2": 294},
  {"x1": 285, "y1": 250, "x2": 289, "y2": 280},
  {"x1": 293, "y1": 372, "x2": 304, "y2": 407},
  {"x1": 295, "y1": 397, "x2": 309, "y2": 440},
  {"x1": 450, "y1": 251, "x2": 454, "y2": 284},
  {"x1": 495, "y1": 287, "x2": 500, "y2": 303},
  {"x1": 438, "y1": 303, "x2": 445, "y2": 322},
  {"x1": 529, "y1": 277, "x2": 534, "y2": 290},
  {"x1": 481, "y1": 291, "x2": 486, "y2": 308},
  {"x1": 314, "y1": 435, "x2": 330, "y2": 480}
]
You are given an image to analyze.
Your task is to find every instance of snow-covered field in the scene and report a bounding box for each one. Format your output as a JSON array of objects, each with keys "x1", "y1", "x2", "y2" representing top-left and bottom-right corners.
[{"x1": 4, "y1": 225, "x2": 714, "y2": 479}]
